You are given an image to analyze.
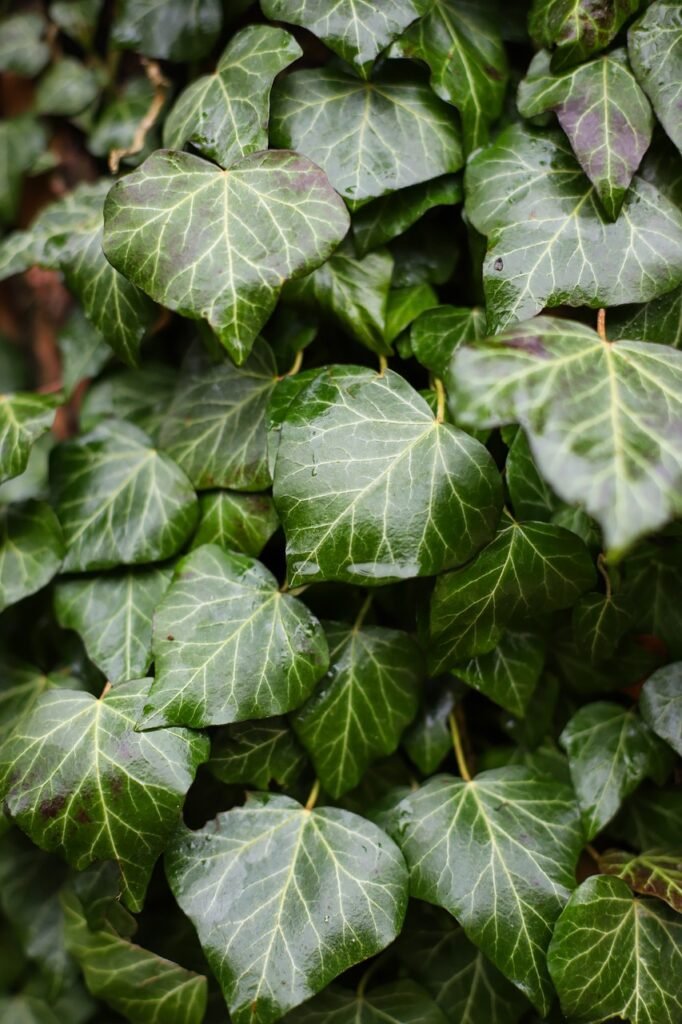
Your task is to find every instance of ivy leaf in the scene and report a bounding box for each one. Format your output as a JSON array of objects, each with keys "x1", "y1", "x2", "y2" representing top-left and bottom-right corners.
[
  {"x1": 283, "y1": 979, "x2": 449, "y2": 1023},
  {"x1": 0, "y1": 661, "x2": 81, "y2": 743},
  {"x1": 51, "y1": 420, "x2": 198, "y2": 572},
  {"x1": 402, "y1": 680, "x2": 460, "y2": 775},
  {"x1": 34, "y1": 58, "x2": 101, "y2": 118},
  {"x1": 291, "y1": 621, "x2": 423, "y2": 797},
  {"x1": 629, "y1": 1, "x2": 682, "y2": 156},
  {"x1": 62, "y1": 887, "x2": 208, "y2": 1024},
  {"x1": 0, "y1": 392, "x2": 59, "y2": 484},
  {"x1": 640, "y1": 663, "x2": 682, "y2": 756},
  {"x1": 209, "y1": 718, "x2": 306, "y2": 789},
  {"x1": 142, "y1": 544, "x2": 329, "y2": 729},
  {"x1": 0, "y1": 681, "x2": 209, "y2": 911},
  {"x1": 0, "y1": 501, "x2": 64, "y2": 612},
  {"x1": 270, "y1": 66, "x2": 464, "y2": 206},
  {"x1": 163, "y1": 25, "x2": 302, "y2": 168},
  {"x1": 529, "y1": 0, "x2": 640, "y2": 71},
  {"x1": 571, "y1": 591, "x2": 632, "y2": 664},
  {"x1": 0, "y1": 116, "x2": 48, "y2": 227},
  {"x1": 610, "y1": 285, "x2": 682, "y2": 348},
  {"x1": 353, "y1": 176, "x2": 462, "y2": 257},
  {"x1": 464, "y1": 126, "x2": 682, "y2": 330},
  {"x1": 428, "y1": 515, "x2": 594, "y2": 672},
  {"x1": 547, "y1": 875, "x2": 682, "y2": 1024},
  {"x1": 80, "y1": 363, "x2": 176, "y2": 439},
  {"x1": 615, "y1": 786, "x2": 682, "y2": 851},
  {"x1": 0, "y1": 995, "x2": 61, "y2": 1023},
  {"x1": 50, "y1": 0, "x2": 103, "y2": 49},
  {"x1": 112, "y1": 0, "x2": 222, "y2": 60},
  {"x1": 621, "y1": 542, "x2": 682, "y2": 659},
  {"x1": 158, "y1": 339, "x2": 277, "y2": 491},
  {"x1": 57, "y1": 308, "x2": 110, "y2": 399},
  {"x1": 165, "y1": 794, "x2": 409, "y2": 1024},
  {"x1": 273, "y1": 366, "x2": 502, "y2": 587},
  {"x1": 517, "y1": 48, "x2": 653, "y2": 220},
  {"x1": 54, "y1": 565, "x2": 174, "y2": 685},
  {"x1": 454, "y1": 629, "x2": 546, "y2": 717},
  {"x1": 599, "y1": 849, "x2": 682, "y2": 914},
  {"x1": 102, "y1": 149, "x2": 349, "y2": 366},
  {"x1": 191, "y1": 491, "x2": 279, "y2": 557},
  {"x1": 0, "y1": 13, "x2": 50, "y2": 76},
  {"x1": 505, "y1": 429, "x2": 559, "y2": 523},
  {"x1": 410, "y1": 305, "x2": 486, "y2": 379},
  {"x1": 450, "y1": 317, "x2": 682, "y2": 553},
  {"x1": 262, "y1": 0, "x2": 427, "y2": 78},
  {"x1": 89, "y1": 78, "x2": 157, "y2": 164},
  {"x1": 380, "y1": 768, "x2": 583, "y2": 1013},
  {"x1": 396, "y1": 902, "x2": 529, "y2": 1024},
  {"x1": 392, "y1": 0, "x2": 508, "y2": 151},
  {"x1": 560, "y1": 702, "x2": 673, "y2": 840}
]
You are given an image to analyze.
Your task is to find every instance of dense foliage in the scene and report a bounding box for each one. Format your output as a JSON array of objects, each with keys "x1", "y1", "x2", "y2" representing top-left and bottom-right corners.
[{"x1": 0, "y1": 2, "x2": 681, "y2": 1023}]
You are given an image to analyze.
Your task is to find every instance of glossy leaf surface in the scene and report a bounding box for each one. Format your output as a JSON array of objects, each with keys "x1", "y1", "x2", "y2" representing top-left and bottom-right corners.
[
  {"x1": 0, "y1": 501, "x2": 64, "y2": 612},
  {"x1": 0, "y1": 392, "x2": 59, "y2": 485},
  {"x1": 640, "y1": 663, "x2": 682, "y2": 756},
  {"x1": 599, "y1": 849, "x2": 682, "y2": 913},
  {"x1": 629, "y1": 1, "x2": 682, "y2": 155},
  {"x1": 191, "y1": 491, "x2": 279, "y2": 557},
  {"x1": 529, "y1": 0, "x2": 640, "y2": 70},
  {"x1": 209, "y1": 718, "x2": 306, "y2": 789}
]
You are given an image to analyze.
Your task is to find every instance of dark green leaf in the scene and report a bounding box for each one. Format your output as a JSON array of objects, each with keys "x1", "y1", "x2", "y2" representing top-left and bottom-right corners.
[
  {"x1": 102, "y1": 150, "x2": 349, "y2": 365},
  {"x1": 0, "y1": 501, "x2": 64, "y2": 612},
  {"x1": 51, "y1": 420, "x2": 198, "y2": 572},
  {"x1": 609, "y1": 285, "x2": 682, "y2": 348},
  {"x1": 621, "y1": 542, "x2": 682, "y2": 658},
  {"x1": 640, "y1": 663, "x2": 682, "y2": 756},
  {"x1": 529, "y1": 0, "x2": 640, "y2": 70},
  {"x1": 209, "y1": 718, "x2": 306, "y2": 789},
  {"x1": 410, "y1": 304, "x2": 486, "y2": 378},
  {"x1": 112, "y1": 0, "x2": 222, "y2": 60},
  {"x1": 0, "y1": 662, "x2": 81, "y2": 743},
  {"x1": 402, "y1": 679, "x2": 460, "y2": 775},
  {"x1": 385, "y1": 284, "x2": 438, "y2": 346},
  {"x1": 571, "y1": 591, "x2": 633, "y2": 664},
  {"x1": 282, "y1": 979, "x2": 449, "y2": 1023},
  {"x1": 143, "y1": 544, "x2": 329, "y2": 728},
  {"x1": 88, "y1": 77, "x2": 157, "y2": 163},
  {"x1": 79, "y1": 363, "x2": 176, "y2": 439},
  {"x1": 57, "y1": 308, "x2": 110, "y2": 399},
  {"x1": 0, "y1": 13, "x2": 49, "y2": 76},
  {"x1": 454, "y1": 628, "x2": 546, "y2": 717},
  {"x1": 191, "y1": 491, "x2": 279, "y2": 557},
  {"x1": 0, "y1": 392, "x2": 59, "y2": 484},
  {"x1": 599, "y1": 849, "x2": 682, "y2": 913},
  {"x1": 273, "y1": 366, "x2": 502, "y2": 586},
  {"x1": 0, "y1": 680, "x2": 209, "y2": 911},
  {"x1": 629, "y1": 1, "x2": 682, "y2": 156},
  {"x1": 353, "y1": 176, "x2": 462, "y2": 256},
  {"x1": 165, "y1": 794, "x2": 408, "y2": 1024},
  {"x1": 35, "y1": 59, "x2": 101, "y2": 117},
  {"x1": 614, "y1": 786, "x2": 682, "y2": 850},
  {"x1": 50, "y1": 0, "x2": 103, "y2": 48},
  {"x1": 505, "y1": 429, "x2": 560, "y2": 522}
]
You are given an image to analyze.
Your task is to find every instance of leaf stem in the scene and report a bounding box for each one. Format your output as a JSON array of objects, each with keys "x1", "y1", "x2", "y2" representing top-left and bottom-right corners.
[
  {"x1": 353, "y1": 593, "x2": 372, "y2": 631},
  {"x1": 109, "y1": 59, "x2": 169, "y2": 173},
  {"x1": 378, "y1": 355, "x2": 388, "y2": 376},
  {"x1": 449, "y1": 709, "x2": 472, "y2": 782},
  {"x1": 596, "y1": 554, "x2": 612, "y2": 599},
  {"x1": 434, "y1": 378, "x2": 446, "y2": 423},
  {"x1": 287, "y1": 350, "x2": 304, "y2": 377},
  {"x1": 305, "y1": 779, "x2": 320, "y2": 811},
  {"x1": 597, "y1": 308, "x2": 607, "y2": 343},
  {"x1": 99, "y1": 681, "x2": 112, "y2": 701}
]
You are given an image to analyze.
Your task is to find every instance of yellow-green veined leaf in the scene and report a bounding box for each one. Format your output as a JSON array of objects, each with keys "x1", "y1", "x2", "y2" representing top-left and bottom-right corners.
[
  {"x1": 102, "y1": 149, "x2": 350, "y2": 366},
  {"x1": 599, "y1": 849, "x2": 682, "y2": 913},
  {"x1": 0, "y1": 501, "x2": 64, "y2": 612},
  {"x1": 0, "y1": 392, "x2": 59, "y2": 484},
  {"x1": 165, "y1": 793, "x2": 409, "y2": 1024},
  {"x1": 571, "y1": 590, "x2": 633, "y2": 664},
  {"x1": 453, "y1": 628, "x2": 546, "y2": 717},
  {"x1": 142, "y1": 544, "x2": 329, "y2": 729},
  {"x1": 0, "y1": 661, "x2": 83, "y2": 743},
  {"x1": 209, "y1": 717, "x2": 306, "y2": 789},
  {"x1": 190, "y1": 491, "x2": 279, "y2": 557},
  {"x1": 629, "y1": 0, "x2": 682, "y2": 156},
  {"x1": 409, "y1": 304, "x2": 486, "y2": 379},
  {"x1": 529, "y1": 0, "x2": 640, "y2": 71},
  {"x1": 282, "y1": 978, "x2": 449, "y2": 1023},
  {"x1": 640, "y1": 662, "x2": 682, "y2": 756},
  {"x1": 0, "y1": 681, "x2": 209, "y2": 911},
  {"x1": 610, "y1": 285, "x2": 682, "y2": 349},
  {"x1": 112, "y1": 0, "x2": 222, "y2": 60}
]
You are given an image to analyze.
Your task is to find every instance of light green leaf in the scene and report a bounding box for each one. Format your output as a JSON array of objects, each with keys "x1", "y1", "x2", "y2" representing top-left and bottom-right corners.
[
  {"x1": 379, "y1": 767, "x2": 583, "y2": 1013},
  {"x1": 599, "y1": 849, "x2": 682, "y2": 914},
  {"x1": 396, "y1": 902, "x2": 529, "y2": 1024},
  {"x1": 270, "y1": 65, "x2": 464, "y2": 205},
  {"x1": 402, "y1": 679, "x2": 460, "y2": 775},
  {"x1": 385, "y1": 283, "x2": 438, "y2": 345},
  {"x1": 165, "y1": 793, "x2": 408, "y2": 1024},
  {"x1": 0, "y1": 13, "x2": 49, "y2": 76},
  {"x1": 57, "y1": 308, "x2": 110, "y2": 399},
  {"x1": 571, "y1": 591, "x2": 632, "y2": 664},
  {"x1": 283, "y1": 979, "x2": 449, "y2": 1023},
  {"x1": 0, "y1": 680, "x2": 209, "y2": 911},
  {"x1": 112, "y1": 0, "x2": 222, "y2": 60},
  {"x1": 410, "y1": 304, "x2": 486, "y2": 378},
  {"x1": 62, "y1": 888, "x2": 207, "y2": 1024},
  {"x1": 35, "y1": 58, "x2": 101, "y2": 117},
  {"x1": 428, "y1": 514, "x2": 594, "y2": 672},
  {"x1": 353, "y1": 176, "x2": 462, "y2": 257},
  {"x1": 163, "y1": 24, "x2": 301, "y2": 168},
  {"x1": 629, "y1": 1, "x2": 682, "y2": 156},
  {"x1": 392, "y1": 0, "x2": 508, "y2": 150},
  {"x1": 609, "y1": 285, "x2": 682, "y2": 349},
  {"x1": 79, "y1": 362, "x2": 176, "y2": 438},
  {"x1": 158, "y1": 339, "x2": 278, "y2": 491},
  {"x1": 51, "y1": 420, "x2": 198, "y2": 572},
  {"x1": 54, "y1": 565, "x2": 173, "y2": 685},
  {"x1": 450, "y1": 316, "x2": 682, "y2": 553},
  {"x1": 273, "y1": 366, "x2": 502, "y2": 587},
  {"x1": 0, "y1": 116, "x2": 48, "y2": 227},
  {"x1": 292, "y1": 621, "x2": 423, "y2": 797},
  {"x1": 143, "y1": 544, "x2": 329, "y2": 729},
  {"x1": 262, "y1": 0, "x2": 426, "y2": 77},
  {"x1": 560, "y1": 701, "x2": 673, "y2": 840},
  {"x1": 529, "y1": 0, "x2": 640, "y2": 71},
  {"x1": 548, "y1": 875, "x2": 682, "y2": 1024},
  {"x1": 464, "y1": 126, "x2": 682, "y2": 330},
  {"x1": 0, "y1": 392, "x2": 59, "y2": 485},
  {"x1": 0, "y1": 501, "x2": 64, "y2": 612},
  {"x1": 209, "y1": 717, "x2": 306, "y2": 789},
  {"x1": 454, "y1": 628, "x2": 546, "y2": 717},
  {"x1": 286, "y1": 244, "x2": 394, "y2": 355},
  {"x1": 640, "y1": 663, "x2": 682, "y2": 756},
  {"x1": 191, "y1": 491, "x2": 279, "y2": 557},
  {"x1": 0, "y1": 995, "x2": 61, "y2": 1023},
  {"x1": 102, "y1": 149, "x2": 349, "y2": 365},
  {"x1": 518, "y1": 48, "x2": 653, "y2": 220}
]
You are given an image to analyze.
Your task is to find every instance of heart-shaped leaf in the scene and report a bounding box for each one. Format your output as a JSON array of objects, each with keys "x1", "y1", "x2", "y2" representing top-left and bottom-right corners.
[
  {"x1": 112, "y1": 0, "x2": 222, "y2": 60},
  {"x1": 548, "y1": 875, "x2": 682, "y2": 1024},
  {"x1": 629, "y1": 1, "x2": 682, "y2": 156},
  {"x1": 453, "y1": 628, "x2": 546, "y2": 717},
  {"x1": 191, "y1": 491, "x2": 279, "y2": 557},
  {"x1": 103, "y1": 149, "x2": 349, "y2": 365},
  {"x1": 379, "y1": 768, "x2": 583, "y2": 1013},
  {"x1": 165, "y1": 794, "x2": 408, "y2": 1024},
  {"x1": 640, "y1": 663, "x2": 682, "y2": 756},
  {"x1": 0, "y1": 681, "x2": 209, "y2": 911},
  {"x1": 209, "y1": 718, "x2": 306, "y2": 789},
  {"x1": 163, "y1": 25, "x2": 301, "y2": 168},
  {"x1": 270, "y1": 66, "x2": 464, "y2": 205},
  {"x1": 599, "y1": 849, "x2": 682, "y2": 913},
  {"x1": 450, "y1": 316, "x2": 682, "y2": 553},
  {"x1": 518, "y1": 48, "x2": 653, "y2": 220},
  {"x1": 560, "y1": 702, "x2": 673, "y2": 839},
  {"x1": 283, "y1": 979, "x2": 449, "y2": 1023},
  {"x1": 0, "y1": 501, "x2": 64, "y2": 612},
  {"x1": 410, "y1": 304, "x2": 486, "y2": 378},
  {"x1": 273, "y1": 366, "x2": 502, "y2": 586},
  {"x1": 571, "y1": 591, "x2": 632, "y2": 664},
  {"x1": 529, "y1": 0, "x2": 639, "y2": 71},
  {"x1": 464, "y1": 126, "x2": 682, "y2": 330},
  {"x1": 142, "y1": 544, "x2": 329, "y2": 728},
  {"x1": 54, "y1": 564, "x2": 174, "y2": 685},
  {"x1": 51, "y1": 420, "x2": 198, "y2": 572},
  {"x1": 292, "y1": 620, "x2": 423, "y2": 797},
  {"x1": 0, "y1": 392, "x2": 59, "y2": 484}
]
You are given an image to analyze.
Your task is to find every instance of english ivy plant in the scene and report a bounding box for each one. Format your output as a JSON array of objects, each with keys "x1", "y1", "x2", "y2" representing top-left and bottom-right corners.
[{"x1": 0, "y1": 2, "x2": 680, "y2": 1023}]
